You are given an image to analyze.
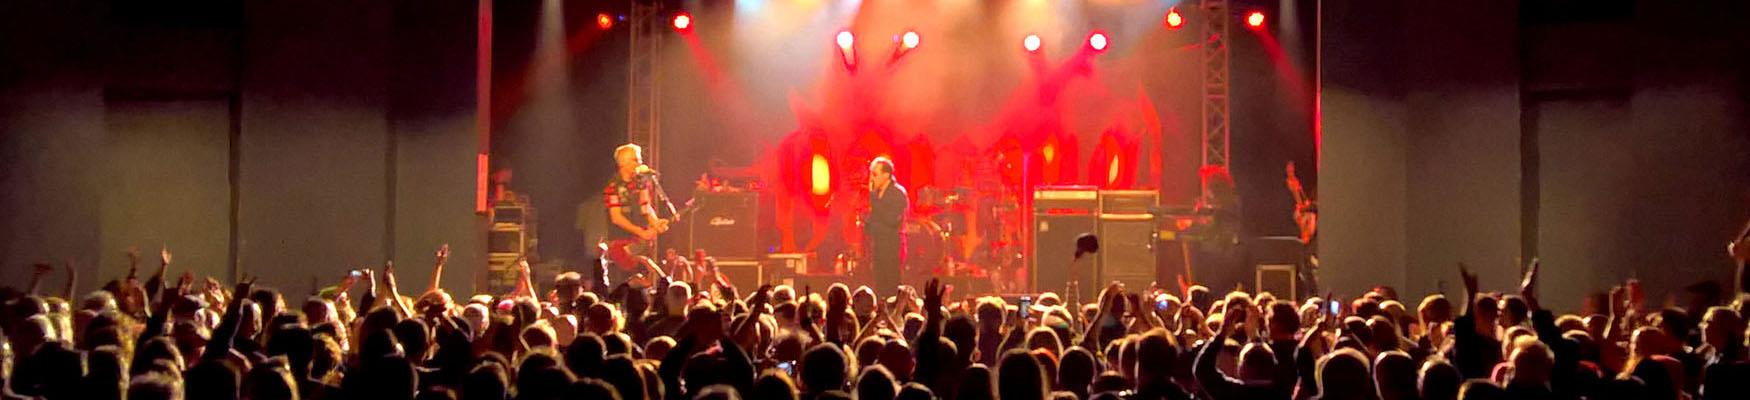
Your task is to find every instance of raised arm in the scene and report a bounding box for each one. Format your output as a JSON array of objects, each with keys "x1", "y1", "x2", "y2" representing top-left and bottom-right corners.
[
  {"x1": 509, "y1": 258, "x2": 535, "y2": 300},
  {"x1": 146, "y1": 246, "x2": 172, "y2": 305},
  {"x1": 61, "y1": 259, "x2": 78, "y2": 300},
  {"x1": 358, "y1": 268, "x2": 379, "y2": 314},
  {"x1": 731, "y1": 285, "x2": 771, "y2": 343},
  {"x1": 428, "y1": 244, "x2": 449, "y2": 294},
  {"x1": 26, "y1": 263, "x2": 51, "y2": 295},
  {"x1": 204, "y1": 277, "x2": 257, "y2": 360},
  {"x1": 1732, "y1": 219, "x2": 1749, "y2": 293},
  {"x1": 913, "y1": 278, "x2": 950, "y2": 393},
  {"x1": 1195, "y1": 310, "x2": 1247, "y2": 400},
  {"x1": 382, "y1": 261, "x2": 413, "y2": 318}
]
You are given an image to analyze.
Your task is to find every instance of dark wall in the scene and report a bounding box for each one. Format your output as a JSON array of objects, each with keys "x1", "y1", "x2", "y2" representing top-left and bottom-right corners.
[
  {"x1": 1322, "y1": 0, "x2": 1750, "y2": 310},
  {"x1": 0, "y1": 0, "x2": 485, "y2": 295}
]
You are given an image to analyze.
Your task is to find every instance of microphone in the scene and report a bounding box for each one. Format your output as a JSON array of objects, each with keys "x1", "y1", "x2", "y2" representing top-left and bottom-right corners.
[{"x1": 635, "y1": 165, "x2": 659, "y2": 177}]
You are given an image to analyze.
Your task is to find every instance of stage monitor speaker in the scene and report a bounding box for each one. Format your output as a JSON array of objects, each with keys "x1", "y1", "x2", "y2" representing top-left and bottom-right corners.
[
  {"x1": 689, "y1": 192, "x2": 761, "y2": 260},
  {"x1": 1098, "y1": 213, "x2": 1158, "y2": 291}
]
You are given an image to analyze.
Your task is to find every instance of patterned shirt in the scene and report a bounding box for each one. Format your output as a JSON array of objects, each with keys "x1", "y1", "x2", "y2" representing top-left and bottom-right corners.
[{"x1": 604, "y1": 176, "x2": 650, "y2": 241}]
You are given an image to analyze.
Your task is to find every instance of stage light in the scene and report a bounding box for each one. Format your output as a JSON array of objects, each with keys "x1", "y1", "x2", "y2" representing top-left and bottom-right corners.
[
  {"x1": 1165, "y1": 7, "x2": 1184, "y2": 29},
  {"x1": 836, "y1": 30, "x2": 855, "y2": 50},
  {"x1": 1088, "y1": 32, "x2": 1108, "y2": 51},
  {"x1": 672, "y1": 12, "x2": 692, "y2": 31},
  {"x1": 1246, "y1": 11, "x2": 1265, "y2": 28},
  {"x1": 810, "y1": 154, "x2": 832, "y2": 196},
  {"x1": 900, "y1": 31, "x2": 919, "y2": 49},
  {"x1": 837, "y1": 30, "x2": 857, "y2": 68},
  {"x1": 597, "y1": 13, "x2": 614, "y2": 30},
  {"x1": 1023, "y1": 34, "x2": 1041, "y2": 53}
]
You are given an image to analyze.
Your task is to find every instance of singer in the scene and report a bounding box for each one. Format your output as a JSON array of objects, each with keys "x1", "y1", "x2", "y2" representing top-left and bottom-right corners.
[
  {"x1": 598, "y1": 143, "x2": 670, "y2": 291},
  {"x1": 864, "y1": 156, "x2": 908, "y2": 292}
]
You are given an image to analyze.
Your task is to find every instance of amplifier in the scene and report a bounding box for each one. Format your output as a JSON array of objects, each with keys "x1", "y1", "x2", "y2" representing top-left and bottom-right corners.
[
  {"x1": 1098, "y1": 190, "x2": 1158, "y2": 214},
  {"x1": 767, "y1": 253, "x2": 813, "y2": 274},
  {"x1": 1256, "y1": 264, "x2": 1297, "y2": 301},
  {"x1": 1032, "y1": 213, "x2": 1099, "y2": 298},
  {"x1": 1098, "y1": 213, "x2": 1158, "y2": 291},
  {"x1": 1033, "y1": 186, "x2": 1099, "y2": 212},
  {"x1": 488, "y1": 224, "x2": 527, "y2": 254},
  {"x1": 688, "y1": 192, "x2": 761, "y2": 260},
  {"x1": 1032, "y1": 186, "x2": 1101, "y2": 297}
]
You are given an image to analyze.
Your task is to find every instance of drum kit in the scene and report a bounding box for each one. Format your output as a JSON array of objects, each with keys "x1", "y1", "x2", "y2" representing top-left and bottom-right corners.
[{"x1": 904, "y1": 165, "x2": 1030, "y2": 293}]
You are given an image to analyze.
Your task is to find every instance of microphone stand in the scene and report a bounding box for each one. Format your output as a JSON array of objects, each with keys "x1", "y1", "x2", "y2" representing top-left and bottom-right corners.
[{"x1": 642, "y1": 171, "x2": 680, "y2": 218}]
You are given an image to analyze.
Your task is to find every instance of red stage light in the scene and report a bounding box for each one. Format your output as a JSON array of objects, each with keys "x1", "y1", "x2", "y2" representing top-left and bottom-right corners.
[
  {"x1": 1088, "y1": 32, "x2": 1109, "y2": 51},
  {"x1": 1165, "y1": 7, "x2": 1184, "y2": 29},
  {"x1": 597, "y1": 13, "x2": 614, "y2": 30},
  {"x1": 672, "y1": 12, "x2": 692, "y2": 31},
  {"x1": 1246, "y1": 11, "x2": 1265, "y2": 28},
  {"x1": 836, "y1": 30, "x2": 855, "y2": 50},
  {"x1": 1023, "y1": 34, "x2": 1042, "y2": 53},
  {"x1": 900, "y1": 31, "x2": 919, "y2": 49}
]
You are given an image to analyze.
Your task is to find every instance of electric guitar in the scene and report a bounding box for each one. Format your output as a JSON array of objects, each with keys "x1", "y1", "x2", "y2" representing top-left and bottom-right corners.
[{"x1": 604, "y1": 200, "x2": 697, "y2": 273}]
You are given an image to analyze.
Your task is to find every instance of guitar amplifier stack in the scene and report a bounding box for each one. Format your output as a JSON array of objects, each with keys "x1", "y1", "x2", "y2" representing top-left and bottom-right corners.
[
  {"x1": 687, "y1": 192, "x2": 761, "y2": 261},
  {"x1": 487, "y1": 199, "x2": 537, "y2": 294},
  {"x1": 1031, "y1": 187, "x2": 1158, "y2": 299}
]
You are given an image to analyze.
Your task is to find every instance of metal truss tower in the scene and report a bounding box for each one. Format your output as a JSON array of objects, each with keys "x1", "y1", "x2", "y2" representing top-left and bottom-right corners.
[
  {"x1": 1200, "y1": 0, "x2": 1232, "y2": 171},
  {"x1": 627, "y1": 0, "x2": 663, "y2": 166}
]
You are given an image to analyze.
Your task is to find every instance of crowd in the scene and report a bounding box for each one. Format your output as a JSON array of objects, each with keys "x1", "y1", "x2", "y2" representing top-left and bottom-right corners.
[{"x1": 2, "y1": 243, "x2": 1750, "y2": 400}]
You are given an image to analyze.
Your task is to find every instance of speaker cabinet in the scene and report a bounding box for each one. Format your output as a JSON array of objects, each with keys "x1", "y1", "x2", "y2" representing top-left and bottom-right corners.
[
  {"x1": 1098, "y1": 213, "x2": 1158, "y2": 292},
  {"x1": 1032, "y1": 186, "x2": 1100, "y2": 298},
  {"x1": 688, "y1": 192, "x2": 761, "y2": 260},
  {"x1": 1256, "y1": 264, "x2": 1297, "y2": 301},
  {"x1": 1033, "y1": 214, "x2": 1098, "y2": 298}
]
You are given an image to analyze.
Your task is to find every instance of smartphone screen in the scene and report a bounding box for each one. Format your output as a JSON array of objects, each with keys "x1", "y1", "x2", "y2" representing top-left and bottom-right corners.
[
  {"x1": 1019, "y1": 296, "x2": 1033, "y2": 318},
  {"x1": 777, "y1": 361, "x2": 795, "y2": 375},
  {"x1": 1156, "y1": 299, "x2": 1170, "y2": 311},
  {"x1": 1327, "y1": 301, "x2": 1340, "y2": 315}
]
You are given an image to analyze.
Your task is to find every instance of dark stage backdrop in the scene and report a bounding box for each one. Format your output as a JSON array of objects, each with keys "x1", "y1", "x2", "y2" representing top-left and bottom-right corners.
[
  {"x1": 1320, "y1": 0, "x2": 1750, "y2": 311},
  {"x1": 1, "y1": 0, "x2": 487, "y2": 295}
]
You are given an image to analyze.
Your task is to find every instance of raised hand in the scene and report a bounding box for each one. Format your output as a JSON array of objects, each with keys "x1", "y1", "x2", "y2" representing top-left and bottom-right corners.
[
  {"x1": 176, "y1": 271, "x2": 195, "y2": 296},
  {"x1": 383, "y1": 261, "x2": 401, "y2": 291},
  {"x1": 1220, "y1": 302, "x2": 1243, "y2": 336},
  {"x1": 126, "y1": 247, "x2": 142, "y2": 277},
  {"x1": 1520, "y1": 259, "x2": 1541, "y2": 310},
  {"x1": 923, "y1": 278, "x2": 947, "y2": 316},
  {"x1": 234, "y1": 276, "x2": 258, "y2": 303},
  {"x1": 748, "y1": 285, "x2": 773, "y2": 310},
  {"x1": 360, "y1": 268, "x2": 376, "y2": 290},
  {"x1": 1625, "y1": 279, "x2": 1644, "y2": 312},
  {"x1": 1458, "y1": 262, "x2": 1480, "y2": 297},
  {"x1": 160, "y1": 245, "x2": 173, "y2": 266},
  {"x1": 339, "y1": 270, "x2": 359, "y2": 291},
  {"x1": 435, "y1": 244, "x2": 451, "y2": 264},
  {"x1": 32, "y1": 262, "x2": 53, "y2": 277}
]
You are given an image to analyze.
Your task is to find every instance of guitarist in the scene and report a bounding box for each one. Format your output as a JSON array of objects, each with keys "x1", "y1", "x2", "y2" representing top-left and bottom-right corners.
[{"x1": 599, "y1": 143, "x2": 671, "y2": 291}]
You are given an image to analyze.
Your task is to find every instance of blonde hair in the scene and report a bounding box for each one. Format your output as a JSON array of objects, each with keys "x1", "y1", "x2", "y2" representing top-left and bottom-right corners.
[{"x1": 615, "y1": 143, "x2": 643, "y2": 159}]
